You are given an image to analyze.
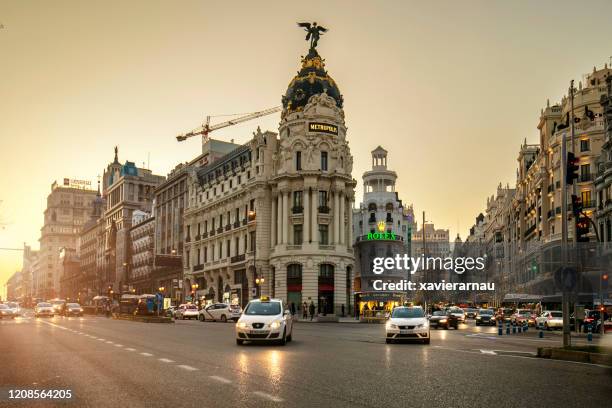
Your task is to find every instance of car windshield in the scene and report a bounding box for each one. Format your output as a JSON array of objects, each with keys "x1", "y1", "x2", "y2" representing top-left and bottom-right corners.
[
  {"x1": 450, "y1": 309, "x2": 463, "y2": 313},
  {"x1": 551, "y1": 312, "x2": 563, "y2": 318},
  {"x1": 244, "y1": 301, "x2": 281, "y2": 316},
  {"x1": 519, "y1": 311, "x2": 532, "y2": 315},
  {"x1": 186, "y1": 305, "x2": 197, "y2": 310},
  {"x1": 38, "y1": 303, "x2": 52, "y2": 307},
  {"x1": 432, "y1": 311, "x2": 446, "y2": 316},
  {"x1": 479, "y1": 309, "x2": 493, "y2": 315},
  {"x1": 67, "y1": 303, "x2": 80, "y2": 308},
  {"x1": 392, "y1": 308, "x2": 424, "y2": 318},
  {"x1": 7, "y1": 302, "x2": 17, "y2": 308}
]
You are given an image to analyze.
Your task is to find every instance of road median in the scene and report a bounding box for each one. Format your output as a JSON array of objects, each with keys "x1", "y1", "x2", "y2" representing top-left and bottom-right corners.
[
  {"x1": 112, "y1": 313, "x2": 174, "y2": 323},
  {"x1": 537, "y1": 345, "x2": 612, "y2": 366}
]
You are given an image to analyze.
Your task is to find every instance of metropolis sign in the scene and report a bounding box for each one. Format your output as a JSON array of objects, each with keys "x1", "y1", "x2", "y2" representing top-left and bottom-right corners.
[{"x1": 308, "y1": 122, "x2": 338, "y2": 135}]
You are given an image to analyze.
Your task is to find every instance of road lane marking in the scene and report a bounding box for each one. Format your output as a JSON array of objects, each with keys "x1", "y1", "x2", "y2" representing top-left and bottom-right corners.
[
  {"x1": 125, "y1": 348, "x2": 136, "y2": 352},
  {"x1": 97, "y1": 338, "x2": 105, "y2": 341},
  {"x1": 140, "y1": 352, "x2": 153, "y2": 357},
  {"x1": 209, "y1": 375, "x2": 232, "y2": 384},
  {"x1": 158, "y1": 358, "x2": 174, "y2": 363},
  {"x1": 480, "y1": 349, "x2": 497, "y2": 355},
  {"x1": 114, "y1": 344, "x2": 123, "y2": 347},
  {"x1": 253, "y1": 391, "x2": 284, "y2": 402},
  {"x1": 177, "y1": 365, "x2": 198, "y2": 371},
  {"x1": 105, "y1": 341, "x2": 114, "y2": 344}
]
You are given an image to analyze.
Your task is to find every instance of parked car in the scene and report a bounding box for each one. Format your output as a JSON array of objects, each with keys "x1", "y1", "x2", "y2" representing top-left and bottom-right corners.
[
  {"x1": 475, "y1": 309, "x2": 496, "y2": 326},
  {"x1": 510, "y1": 309, "x2": 536, "y2": 326},
  {"x1": 34, "y1": 302, "x2": 55, "y2": 318},
  {"x1": 175, "y1": 304, "x2": 199, "y2": 320},
  {"x1": 65, "y1": 303, "x2": 84, "y2": 317},
  {"x1": 428, "y1": 310, "x2": 459, "y2": 329},
  {"x1": 0, "y1": 304, "x2": 16, "y2": 319},
  {"x1": 235, "y1": 296, "x2": 293, "y2": 345},
  {"x1": 385, "y1": 306, "x2": 430, "y2": 344},
  {"x1": 199, "y1": 303, "x2": 242, "y2": 322},
  {"x1": 535, "y1": 310, "x2": 563, "y2": 330}
]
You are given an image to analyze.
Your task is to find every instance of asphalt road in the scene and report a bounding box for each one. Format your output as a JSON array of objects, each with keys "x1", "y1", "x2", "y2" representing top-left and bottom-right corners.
[{"x1": 1, "y1": 313, "x2": 610, "y2": 408}]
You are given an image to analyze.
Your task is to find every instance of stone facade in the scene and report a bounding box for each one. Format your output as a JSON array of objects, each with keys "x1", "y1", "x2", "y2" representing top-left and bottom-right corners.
[{"x1": 184, "y1": 48, "x2": 356, "y2": 318}]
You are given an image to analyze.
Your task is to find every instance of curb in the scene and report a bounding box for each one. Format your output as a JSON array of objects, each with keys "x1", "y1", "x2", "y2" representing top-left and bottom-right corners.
[
  {"x1": 537, "y1": 347, "x2": 612, "y2": 366},
  {"x1": 113, "y1": 314, "x2": 174, "y2": 324}
]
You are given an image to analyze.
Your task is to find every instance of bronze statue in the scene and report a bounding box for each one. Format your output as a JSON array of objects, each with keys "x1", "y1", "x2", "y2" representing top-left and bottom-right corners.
[{"x1": 297, "y1": 22, "x2": 328, "y2": 50}]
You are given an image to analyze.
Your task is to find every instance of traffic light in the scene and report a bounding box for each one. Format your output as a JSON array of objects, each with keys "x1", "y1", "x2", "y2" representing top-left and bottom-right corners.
[
  {"x1": 603, "y1": 273, "x2": 609, "y2": 290},
  {"x1": 571, "y1": 195, "x2": 583, "y2": 216},
  {"x1": 575, "y1": 216, "x2": 590, "y2": 242},
  {"x1": 566, "y1": 152, "x2": 579, "y2": 185}
]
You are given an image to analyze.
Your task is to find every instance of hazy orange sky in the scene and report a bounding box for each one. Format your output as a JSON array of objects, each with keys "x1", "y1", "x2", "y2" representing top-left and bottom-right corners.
[{"x1": 2, "y1": 0, "x2": 612, "y2": 296}]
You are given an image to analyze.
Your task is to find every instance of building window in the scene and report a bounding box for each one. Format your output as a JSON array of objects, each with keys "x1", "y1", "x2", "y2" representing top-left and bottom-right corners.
[
  {"x1": 235, "y1": 237, "x2": 239, "y2": 255},
  {"x1": 249, "y1": 231, "x2": 256, "y2": 252},
  {"x1": 580, "y1": 164, "x2": 590, "y2": 182},
  {"x1": 219, "y1": 242, "x2": 223, "y2": 259},
  {"x1": 204, "y1": 247, "x2": 208, "y2": 263},
  {"x1": 296, "y1": 151, "x2": 302, "y2": 171},
  {"x1": 186, "y1": 250, "x2": 190, "y2": 267},
  {"x1": 318, "y1": 191, "x2": 328, "y2": 207},
  {"x1": 321, "y1": 151, "x2": 328, "y2": 171},
  {"x1": 294, "y1": 225, "x2": 303, "y2": 245},
  {"x1": 196, "y1": 248, "x2": 201, "y2": 265},
  {"x1": 293, "y1": 190, "x2": 303, "y2": 213},
  {"x1": 226, "y1": 239, "x2": 230, "y2": 257},
  {"x1": 319, "y1": 224, "x2": 329, "y2": 245},
  {"x1": 580, "y1": 139, "x2": 590, "y2": 152},
  {"x1": 581, "y1": 190, "x2": 592, "y2": 207}
]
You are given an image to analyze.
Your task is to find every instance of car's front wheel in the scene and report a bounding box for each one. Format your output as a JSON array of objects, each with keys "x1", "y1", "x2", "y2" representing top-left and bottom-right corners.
[
  {"x1": 385, "y1": 338, "x2": 393, "y2": 344},
  {"x1": 236, "y1": 339, "x2": 244, "y2": 345},
  {"x1": 199, "y1": 314, "x2": 204, "y2": 322},
  {"x1": 220, "y1": 314, "x2": 227, "y2": 323},
  {"x1": 279, "y1": 329, "x2": 287, "y2": 346}
]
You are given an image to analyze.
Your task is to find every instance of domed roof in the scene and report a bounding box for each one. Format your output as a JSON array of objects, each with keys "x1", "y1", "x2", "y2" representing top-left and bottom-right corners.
[{"x1": 282, "y1": 49, "x2": 343, "y2": 114}]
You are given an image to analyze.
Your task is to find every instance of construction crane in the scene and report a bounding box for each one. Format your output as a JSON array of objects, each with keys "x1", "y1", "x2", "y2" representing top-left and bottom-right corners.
[{"x1": 176, "y1": 106, "x2": 281, "y2": 143}]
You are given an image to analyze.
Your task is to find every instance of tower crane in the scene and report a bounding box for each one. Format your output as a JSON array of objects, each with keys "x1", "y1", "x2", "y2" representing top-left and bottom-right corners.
[{"x1": 176, "y1": 106, "x2": 281, "y2": 143}]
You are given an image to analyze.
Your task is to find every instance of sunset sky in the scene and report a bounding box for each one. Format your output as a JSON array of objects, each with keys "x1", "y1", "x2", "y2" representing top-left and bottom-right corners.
[{"x1": 2, "y1": 0, "x2": 612, "y2": 296}]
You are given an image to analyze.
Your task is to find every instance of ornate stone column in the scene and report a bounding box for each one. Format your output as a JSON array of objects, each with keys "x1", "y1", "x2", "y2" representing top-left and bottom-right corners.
[
  {"x1": 339, "y1": 192, "x2": 345, "y2": 245},
  {"x1": 277, "y1": 194, "x2": 282, "y2": 245},
  {"x1": 333, "y1": 191, "x2": 340, "y2": 244},
  {"x1": 271, "y1": 194, "x2": 277, "y2": 246},
  {"x1": 304, "y1": 187, "x2": 310, "y2": 243},
  {"x1": 282, "y1": 191, "x2": 289, "y2": 244},
  {"x1": 312, "y1": 189, "x2": 318, "y2": 244}
]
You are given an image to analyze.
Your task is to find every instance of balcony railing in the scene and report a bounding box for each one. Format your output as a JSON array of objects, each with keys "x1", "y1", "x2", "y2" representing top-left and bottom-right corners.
[
  {"x1": 194, "y1": 234, "x2": 201, "y2": 241},
  {"x1": 185, "y1": 236, "x2": 191, "y2": 243},
  {"x1": 230, "y1": 254, "x2": 246, "y2": 264},
  {"x1": 233, "y1": 221, "x2": 240, "y2": 228},
  {"x1": 583, "y1": 200, "x2": 596, "y2": 208},
  {"x1": 210, "y1": 230, "x2": 216, "y2": 237},
  {"x1": 193, "y1": 264, "x2": 204, "y2": 272},
  {"x1": 368, "y1": 217, "x2": 376, "y2": 223},
  {"x1": 319, "y1": 244, "x2": 334, "y2": 250},
  {"x1": 318, "y1": 205, "x2": 330, "y2": 214},
  {"x1": 242, "y1": 218, "x2": 247, "y2": 226},
  {"x1": 286, "y1": 244, "x2": 302, "y2": 250},
  {"x1": 217, "y1": 227, "x2": 223, "y2": 234},
  {"x1": 579, "y1": 174, "x2": 593, "y2": 182},
  {"x1": 201, "y1": 231, "x2": 208, "y2": 239},
  {"x1": 225, "y1": 224, "x2": 231, "y2": 231},
  {"x1": 292, "y1": 206, "x2": 303, "y2": 214},
  {"x1": 386, "y1": 217, "x2": 393, "y2": 223}
]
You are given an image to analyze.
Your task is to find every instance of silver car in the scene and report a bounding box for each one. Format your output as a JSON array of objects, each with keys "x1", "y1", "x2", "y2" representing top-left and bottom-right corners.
[
  {"x1": 0, "y1": 304, "x2": 15, "y2": 319},
  {"x1": 536, "y1": 311, "x2": 563, "y2": 330},
  {"x1": 35, "y1": 302, "x2": 55, "y2": 318}
]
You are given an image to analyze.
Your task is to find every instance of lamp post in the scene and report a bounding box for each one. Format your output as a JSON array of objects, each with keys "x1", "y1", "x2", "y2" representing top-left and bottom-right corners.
[
  {"x1": 191, "y1": 283, "x2": 199, "y2": 306},
  {"x1": 158, "y1": 286, "x2": 165, "y2": 316},
  {"x1": 255, "y1": 277, "x2": 264, "y2": 298}
]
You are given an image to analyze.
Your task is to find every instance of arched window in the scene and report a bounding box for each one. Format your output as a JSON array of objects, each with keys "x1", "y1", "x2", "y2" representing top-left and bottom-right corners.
[
  {"x1": 368, "y1": 203, "x2": 377, "y2": 211},
  {"x1": 385, "y1": 203, "x2": 394, "y2": 211}
]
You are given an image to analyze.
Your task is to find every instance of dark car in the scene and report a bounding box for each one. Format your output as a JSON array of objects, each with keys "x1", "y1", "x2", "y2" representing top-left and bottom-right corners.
[
  {"x1": 475, "y1": 309, "x2": 496, "y2": 326},
  {"x1": 428, "y1": 310, "x2": 459, "y2": 329},
  {"x1": 65, "y1": 303, "x2": 84, "y2": 317},
  {"x1": 583, "y1": 310, "x2": 610, "y2": 333},
  {"x1": 497, "y1": 308, "x2": 513, "y2": 322},
  {"x1": 465, "y1": 308, "x2": 478, "y2": 319}
]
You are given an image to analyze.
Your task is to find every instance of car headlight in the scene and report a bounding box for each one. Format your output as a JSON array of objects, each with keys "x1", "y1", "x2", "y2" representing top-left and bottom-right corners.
[
  {"x1": 440, "y1": 319, "x2": 447, "y2": 323},
  {"x1": 476, "y1": 316, "x2": 482, "y2": 320},
  {"x1": 236, "y1": 322, "x2": 248, "y2": 329},
  {"x1": 270, "y1": 320, "x2": 282, "y2": 329},
  {"x1": 385, "y1": 322, "x2": 397, "y2": 329}
]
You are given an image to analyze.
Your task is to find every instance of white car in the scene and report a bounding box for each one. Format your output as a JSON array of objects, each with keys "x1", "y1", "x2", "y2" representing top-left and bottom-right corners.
[
  {"x1": 0, "y1": 304, "x2": 16, "y2": 319},
  {"x1": 535, "y1": 310, "x2": 563, "y2": 330},
  {"x1": 235, "y1": 297, "x2": 293, "y2": 345},
  {"x1": 447, "y1": 307, "x2": 466, "y2": 323},
  {"x1": 34, "y1": 302, "x2": 55, "y2": 318},
  {"x1": 174, "y1": 304, "x2": 199, "y2": 320},
  {"x1": 199, "y1": 303, "x2": 242, "y2": 322},
  {"x1": 385, "y1": 306, "x2": 430, "y2": 344},
  {"x1": 5, "y1": 302, "x2": 21, "y2": 317}
]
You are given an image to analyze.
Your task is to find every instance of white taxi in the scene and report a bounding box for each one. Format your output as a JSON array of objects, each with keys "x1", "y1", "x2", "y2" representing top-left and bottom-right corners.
[
  {"x1": 385, "y1": 306, "x2": 430, "y2": 344},
  {"x1": 235, "y1": 297, "x2": 293, "y2": 345}
]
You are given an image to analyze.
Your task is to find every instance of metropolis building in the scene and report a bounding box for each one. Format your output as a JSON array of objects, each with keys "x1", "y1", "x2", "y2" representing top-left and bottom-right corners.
[{"x1": 184, "y1": 45, "x2": 356, "y2": 318}]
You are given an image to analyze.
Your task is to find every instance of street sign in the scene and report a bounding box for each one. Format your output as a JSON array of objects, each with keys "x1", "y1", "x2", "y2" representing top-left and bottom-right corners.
[{"x1": 554, "y1": 267, "x2": 577, "y2": 292}]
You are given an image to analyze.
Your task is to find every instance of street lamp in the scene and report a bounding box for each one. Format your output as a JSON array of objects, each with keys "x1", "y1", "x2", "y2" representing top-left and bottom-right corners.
[
  {"x1": 191, "y1": 283, "x2": 199, "y2": 305},
  {"x1": 255, "y1": 277, "x2": 264, "y2": 297}
]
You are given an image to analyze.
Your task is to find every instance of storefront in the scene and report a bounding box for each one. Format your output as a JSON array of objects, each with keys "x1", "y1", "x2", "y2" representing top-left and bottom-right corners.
[{"x1": 355, "y1": 291, "x2": 404, "y2": 320}]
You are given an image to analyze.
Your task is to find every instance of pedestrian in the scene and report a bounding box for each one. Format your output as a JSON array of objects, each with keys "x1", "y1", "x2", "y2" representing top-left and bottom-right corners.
[
  {"x1": 105, "y1": 301, "x2": 111, "y2": 318},
  {"x1": 341, "y1": 303, "x2": 345, "y2": 317},
  {"x1": 291, "y1": 302, "x2": 296, "y2": 316},
  {"x1": 302, "y1": 302, "x2": 308, "y2": 320},
  {"x1": 309, "y1": 301, "x2": 315, "y2": 321}
]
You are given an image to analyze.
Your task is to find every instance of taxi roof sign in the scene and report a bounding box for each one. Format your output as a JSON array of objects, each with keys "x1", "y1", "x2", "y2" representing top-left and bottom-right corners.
[{"x1": 260, "y1": 296, "x2": 270, "y2": 302}]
